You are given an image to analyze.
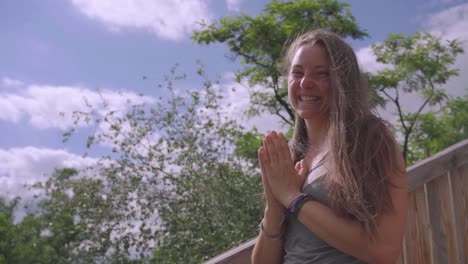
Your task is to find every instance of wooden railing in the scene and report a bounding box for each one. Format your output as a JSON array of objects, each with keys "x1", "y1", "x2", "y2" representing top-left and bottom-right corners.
[{"x1": 205, "y1": 139, "x2": 468, "y2": 264}]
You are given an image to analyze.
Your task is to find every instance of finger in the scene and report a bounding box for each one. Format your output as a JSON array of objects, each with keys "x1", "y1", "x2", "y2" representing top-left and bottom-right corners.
[
  {"x1": 262, "y1": 135, "x2": 272, "y2": 163},
  {"x1": 280, "y1": 132, "x2": 291, "y2": 155},
  {"x1": 295, "y1": 161, "x2": 301, "y2": 172},
  {"x1": 277, "y1": 132, "x2": 292, "y2": 165},
  {"x1": 298, "y1": 159, "x2": 310, "y2": 178},
  {"x1": 258, "y1": 147, "x2": 266, "y2": 176},
  {"x1": 259, "y1": 146, "x2": 273, "y2": 180},
  {"x1": 265, "y1": 135, "x2": 279, "y2": 164},
  {"x1": 258, "y1": 147, "x2": 272, "y2": 203},
  {"x1": 271, "y1": 131, "x2": 285, "y2": 161},
  {"x1": 258, "y1": 147, "x2": 270, "y2": 180}
]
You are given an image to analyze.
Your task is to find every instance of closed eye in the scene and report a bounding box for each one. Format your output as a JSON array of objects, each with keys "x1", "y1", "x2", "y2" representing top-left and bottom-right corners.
[
  {"x1": 317, "y1": 72, "x2": 330, "y2": 76},
  {"x1": 290, "y1": 71, "x2": 304, "y2": 77}
]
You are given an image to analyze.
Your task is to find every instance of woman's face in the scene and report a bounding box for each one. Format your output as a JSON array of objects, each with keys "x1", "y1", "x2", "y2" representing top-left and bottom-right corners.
[{"x1": 288, "y1": 44, "x2": 331, "y2": 120}]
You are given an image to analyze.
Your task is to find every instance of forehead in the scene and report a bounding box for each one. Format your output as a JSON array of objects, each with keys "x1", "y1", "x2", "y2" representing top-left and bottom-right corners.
[{"x1": 291, "y1": 44, "x2": 330, "y2": 68}]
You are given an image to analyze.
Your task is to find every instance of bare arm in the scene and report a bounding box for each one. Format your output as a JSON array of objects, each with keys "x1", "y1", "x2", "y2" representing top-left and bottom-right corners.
[
  {"x1": 251, "y1": 207, "x2": 285, "y2": 264},
  {"x1": 295, "y1": 168, "x2": 407, "y2": 263}
]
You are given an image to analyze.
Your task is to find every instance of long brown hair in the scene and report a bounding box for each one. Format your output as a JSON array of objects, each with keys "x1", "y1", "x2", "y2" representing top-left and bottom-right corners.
[{"x1": 282, "y1": 29, "x2": 403, "y2": 238}]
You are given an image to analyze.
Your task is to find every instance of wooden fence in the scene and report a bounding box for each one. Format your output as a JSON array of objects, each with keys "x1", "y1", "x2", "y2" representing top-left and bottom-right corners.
[{"x1": 205, "y1": 139, "x2": 468, "y2": 264}]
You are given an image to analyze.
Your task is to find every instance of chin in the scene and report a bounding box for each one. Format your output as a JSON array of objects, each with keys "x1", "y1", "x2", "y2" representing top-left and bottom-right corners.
[{"x1": 297, "y1": 110, "x2": 329, "y2": 121}]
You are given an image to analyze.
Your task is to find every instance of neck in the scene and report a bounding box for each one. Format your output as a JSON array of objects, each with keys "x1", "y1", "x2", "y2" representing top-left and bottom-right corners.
[{"x1": 304, "y1": 116, "x2": 330, "y2": 156}]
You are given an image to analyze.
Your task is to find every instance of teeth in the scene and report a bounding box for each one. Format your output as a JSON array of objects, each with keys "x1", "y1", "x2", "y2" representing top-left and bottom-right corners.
[{"x1": 301, "y1": 96, "x2": 319, "y2": 101}]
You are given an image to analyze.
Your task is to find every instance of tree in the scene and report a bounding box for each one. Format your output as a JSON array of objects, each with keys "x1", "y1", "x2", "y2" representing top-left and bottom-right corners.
[
  {"x1": 0, "y1": 197, "x2": 17, "y2": 264},
  {"x1": 406, "y1": 95, "x2": 468, "y2": 164},
  {"x1": 369, "y1": 31, "x2": 464, "y2": 163},
  {"x1": 54, "y1": 67, "x2": 264, "y2": 263},
  {"x1": 193, "y1": 0, "x2": 368, "y2": 125},
  {"x1": 30, "y1": 168, "x2": 120, "y2": 263},
  {"x1": 233, "y1": 130, "x2": 264, "y2": 163},
  {"x1": 0, "y1": 195, "x2": 72, "y2": 264}
]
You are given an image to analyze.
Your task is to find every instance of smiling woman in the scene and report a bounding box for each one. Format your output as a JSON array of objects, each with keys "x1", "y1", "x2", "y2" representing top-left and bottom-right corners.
[{"x1": 251, "y1": 29, "x2": 408, "y2": 264}]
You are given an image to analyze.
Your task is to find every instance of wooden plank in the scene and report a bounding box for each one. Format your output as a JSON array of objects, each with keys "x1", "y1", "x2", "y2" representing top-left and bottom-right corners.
[
  {"x1": 426, "y1": 174, "x2": 458, "y2": 264},
  {"x1": 395, "y1": 250, "x2": 404, "y2": 264},
  {"x1": 407, "y1": 139, "x2": 468, "y2": 192},
  {"x1": 402, "y1": 235, "x2": 407, "y2": 264},
  {"x1": 204, "y1": 238, "x2": 255, "y2": 264},
  {"x1": 450, "y1": 163, "x2": 468, "y2": 264},
  {"x1": 405, "y1": 186, "x2": 432, "y2": 263},
  {"x1": 395, "y1": 235, "x2": 407, "y2": 264}
]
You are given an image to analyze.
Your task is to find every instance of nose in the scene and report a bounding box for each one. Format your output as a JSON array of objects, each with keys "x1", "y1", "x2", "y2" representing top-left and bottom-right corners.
[{"x1": 300, "y1": 75, "x2": 316, "y2": 89}]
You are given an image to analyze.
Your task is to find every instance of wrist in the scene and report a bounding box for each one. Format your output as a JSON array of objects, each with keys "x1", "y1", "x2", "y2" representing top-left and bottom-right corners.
[
  {"x1": 262, "y1": 214, "x2": 285, "y2": 236},
  {"x1": 265, "y1": 203, "x2": 283, "y2": 214},
  {"x1": 264, "y1": 207, "x2": 283, "y2": 223},
  {"x1": 260, "y1": 219, "x2": 284, "y2": 240},
  {"x1": 281, "y1": 191, "x2": 302, "y2": 207},
  {"x1": 284, "y1": 193, "x2": 315, "y2": 218}
]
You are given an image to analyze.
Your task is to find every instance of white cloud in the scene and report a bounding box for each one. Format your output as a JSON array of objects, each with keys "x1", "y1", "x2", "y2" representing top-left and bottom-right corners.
[
  {"x1": 216, "y1": 73, "x2": 284, "y2": 133},
  {"x1": 1, "y1": 77, "x2": 25, "y2": 88},
  {"x1": 427, "y1": 2, "x2": 468, "y2": 97},
  {"x1": 430, "y1": 0, "x2": 466, "y2": 7},
  {"x1": 428, "y1": 2, "x2": 468, "y2": 41},
  {"x1": 0, "y1": 82, "x2": 155, "y2": 130},
  {"x1": 225, "y1": 0, "x2": 242, "y2": 12},
  {"x1": 70, "y1": 0, "x2": 213, "y2": 40},
  {"x1": 0, "y1": 146, "x2": 98, "y2": 220},
  {"x1": 355, "y1": 45, "x2": 387, "y2": 74},
  {"x1": 432, "y1": 0, "x2": 452, "y2": 3}
]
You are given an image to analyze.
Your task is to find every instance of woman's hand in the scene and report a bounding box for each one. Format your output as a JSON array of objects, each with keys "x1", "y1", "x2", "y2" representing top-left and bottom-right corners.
[
  {"x1": 258, "y1": 146, "x2": 283, "y2": 215},
  {"x1": 259, "y1": 131, "x2": 309, "y2": 207}
]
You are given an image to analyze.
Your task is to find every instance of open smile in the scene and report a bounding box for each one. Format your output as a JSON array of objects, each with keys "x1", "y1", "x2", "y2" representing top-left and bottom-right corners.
[{"x1": 299, "y1": 96, "x2": 321, "y2": 102}]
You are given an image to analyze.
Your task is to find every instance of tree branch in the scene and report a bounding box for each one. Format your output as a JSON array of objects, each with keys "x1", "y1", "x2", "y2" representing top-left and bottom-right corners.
[
  {"x1": 381, "y1": 88, "x2": 408, "y2": 133},
  {"x1": 236, "y1": 50, "x2": 272, "y2": 69},
  {"x1": 406, "y1": 79, "x2": 435, "y2": 137},
  {"x1": 271, "y1": 77, "x2": 295, "y2": 123}
]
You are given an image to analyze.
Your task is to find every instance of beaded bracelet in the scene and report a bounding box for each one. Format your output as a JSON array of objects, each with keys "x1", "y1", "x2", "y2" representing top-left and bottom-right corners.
[
  {"x1": 284, "y1": 193, "x2": 315, "y2": 218},
  {"x1": 259, "y1": 219, "x2": 284, "y2": 240},
  {"x1": 260, "y1": 194, "x2": 314, "y2": 239}
]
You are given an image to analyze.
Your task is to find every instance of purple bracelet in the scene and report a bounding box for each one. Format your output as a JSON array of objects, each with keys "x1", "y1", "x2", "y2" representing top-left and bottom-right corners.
[{"x1": 284, "y1": 193, "x2": 315, "y2": 219}]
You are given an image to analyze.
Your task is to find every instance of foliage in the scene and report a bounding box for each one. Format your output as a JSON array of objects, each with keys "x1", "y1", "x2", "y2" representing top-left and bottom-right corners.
[
  {"x1": 30, "y1": 168, "x2": 125, "y2": 263},
  {"x1": 44, "y1": 67, "x2": 263, "y2": 263},
  {"x1": 0, "y1": 196, "x2": 74, "y2": 264},
  {"x1": 369, "y1": 31, "x2": 464, "y2": 163},
  {"x1": 406, "y1": 95, "x2": 468, "y2": 164},
  {"x1": 193, "y1": 0, "x2": 368, "y2": 125},
  {"x1": 233, "y1": 130, "x2": 264, "y2": 163}
]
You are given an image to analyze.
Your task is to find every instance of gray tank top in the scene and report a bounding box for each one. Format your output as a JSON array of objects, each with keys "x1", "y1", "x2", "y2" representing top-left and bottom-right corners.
[{"x1": 282, "y1": 168, "x2": 366, "y2": 264}]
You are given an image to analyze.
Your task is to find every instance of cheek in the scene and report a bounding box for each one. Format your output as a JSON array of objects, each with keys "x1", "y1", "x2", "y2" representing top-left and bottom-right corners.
[
  {"x1": 288, "y1": 89, "x2": 298, "y2": 111},
  {"x1": 320, "y1": 79, "x2": 331, "y2": 95},
  {"x1": 288, "y1": 80, "x2": 298, "y2": 101}
]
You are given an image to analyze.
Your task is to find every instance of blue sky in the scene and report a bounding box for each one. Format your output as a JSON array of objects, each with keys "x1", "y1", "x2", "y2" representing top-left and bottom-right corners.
[{"x1": 1, "y1": 0, "x2": 468, "y2": 207}]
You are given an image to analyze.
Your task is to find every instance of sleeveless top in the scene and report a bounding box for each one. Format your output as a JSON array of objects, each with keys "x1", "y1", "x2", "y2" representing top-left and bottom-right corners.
[{"x1": 282, "y1": 165, "x2": 366, "y2": 264}]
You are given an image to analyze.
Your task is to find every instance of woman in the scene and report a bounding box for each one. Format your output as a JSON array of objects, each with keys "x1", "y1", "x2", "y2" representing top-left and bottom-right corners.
[{"x1": 251, "y1": 30, "x2": 407, "y2": 264}]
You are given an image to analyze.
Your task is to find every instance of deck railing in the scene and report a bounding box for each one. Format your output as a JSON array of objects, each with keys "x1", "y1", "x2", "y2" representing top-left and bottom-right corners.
[{"x1": 205, "y1": 139, "x2": 468, "y2": 264}]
